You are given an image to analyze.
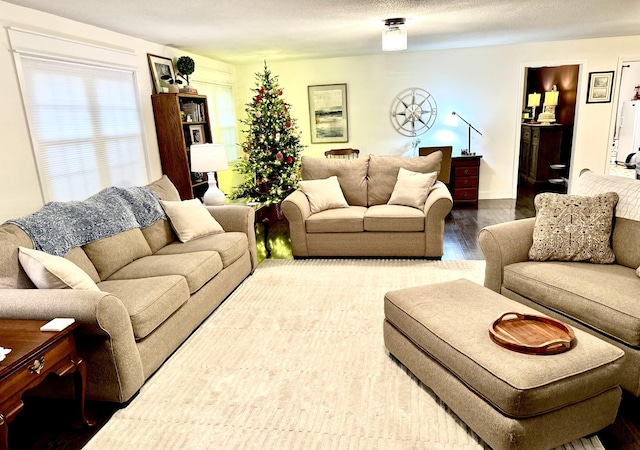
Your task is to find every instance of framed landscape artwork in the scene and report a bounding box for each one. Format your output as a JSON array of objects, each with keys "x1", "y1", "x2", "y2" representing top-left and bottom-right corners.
[
  {"x1": 586, "y1": 71, "x2": 614, "y2": 103},
  {"x1": 147, "y1": 54, "x2": 176, "y2": 94},
  {"x1": 308, "y1": 84, "x2": 348, "y2": 143}
]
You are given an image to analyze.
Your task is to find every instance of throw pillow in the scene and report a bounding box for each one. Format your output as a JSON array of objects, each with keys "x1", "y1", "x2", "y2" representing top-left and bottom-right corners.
[
  {"x1": 298, "y1": 176, "x2": 349, "y2": 214},
  {"x1": 529, "y1": 192, "x2": 619, "y2": 263},
  {"x1": 161, "y1": 199, "x2": 224, "y2": 243},
  {"x1": 387, "y1": 168, "x2": 438, "y2": 210},
  {"x1": 18, "y1": 247, "x2": 100, "y2": 290}
]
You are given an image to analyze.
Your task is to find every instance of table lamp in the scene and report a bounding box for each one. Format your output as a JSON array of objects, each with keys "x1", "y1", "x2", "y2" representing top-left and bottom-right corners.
[
  {"x1": 448, "y1": 111, "x2": 483, "y2": 155},
  {"x1": 527, "y1": 92, "x2": 541, "y2": 121},
  {"x1": 539, "y1": 87, "x2": 559, "y2": 125},
  {"x1": 190, "y1": 143, "x2": 228, "y2": 205}
]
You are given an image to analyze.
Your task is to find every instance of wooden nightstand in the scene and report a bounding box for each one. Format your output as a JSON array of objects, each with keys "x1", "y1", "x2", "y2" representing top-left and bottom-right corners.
[
  {"x1": 0, "y1": 320, "x2": 94, "y2": 450},
  {"x1": 449, "y1": 155, "x2": 482, "y2": 207}
]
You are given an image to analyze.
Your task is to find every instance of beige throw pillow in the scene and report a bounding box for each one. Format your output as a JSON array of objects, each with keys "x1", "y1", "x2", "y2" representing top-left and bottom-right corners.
[
  {"x1": 298, "y1": 176, "x2": 349, "y2": 214},
  {"x1": 388, "y1": 168, "x2": 438, "y2": 210},
  {"x1": 529, "y1": 192, "x2": 618, "y2": 263},
  {"x1": 18, "y1": 246, "x2": 100, "y2": 290},
  {"x1": 161, "y1": 199, "x2": 224, "y2": 243}
]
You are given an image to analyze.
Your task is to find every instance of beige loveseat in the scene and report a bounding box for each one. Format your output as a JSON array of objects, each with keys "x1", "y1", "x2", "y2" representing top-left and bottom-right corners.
[
  {"x1": 479, "y1": 170, "x2": 640, "y2": 395},
  {"x1": 282, "y1": 152, "x2": 452, "y2": 258},
  {"x1": 0, "y1": 176, "x2": 257, "y2": 403}
]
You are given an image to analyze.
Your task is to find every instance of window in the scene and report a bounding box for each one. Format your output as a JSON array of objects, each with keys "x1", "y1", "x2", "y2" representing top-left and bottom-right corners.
[
  {"x1": 192, "y1": 82, "x2": 238, "y2": 163},
  {"x1": 10, "y1": 29, "x2": 149, "y2": 202}
]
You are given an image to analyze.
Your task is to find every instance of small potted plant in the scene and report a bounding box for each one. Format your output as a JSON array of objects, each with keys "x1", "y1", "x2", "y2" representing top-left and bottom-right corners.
[{"x1": 176, "y1": 56, "x2": 197, "y2": 94}]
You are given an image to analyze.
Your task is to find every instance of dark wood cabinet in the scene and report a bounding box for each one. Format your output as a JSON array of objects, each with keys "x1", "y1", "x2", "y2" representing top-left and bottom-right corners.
[
  {"x1": 519, "y1": 124, "x2": 563, "y2": 186},
  {"x1": 449, "y1": 155, "x2": 482, "y2": 207},
  {"x1": 151, "y1": 93, "x2": 212, "y2": 200}
]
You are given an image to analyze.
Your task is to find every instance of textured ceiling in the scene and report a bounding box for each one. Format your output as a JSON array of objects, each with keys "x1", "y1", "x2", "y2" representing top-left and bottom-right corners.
[{"x1": 5, "y1": 0, "x2": 640, "y2": 64}]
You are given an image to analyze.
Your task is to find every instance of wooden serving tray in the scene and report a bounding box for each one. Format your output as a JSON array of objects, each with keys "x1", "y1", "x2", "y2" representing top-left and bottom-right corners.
[{"x1": 489, "y1": 312, "x2": 575, "y2": 355}]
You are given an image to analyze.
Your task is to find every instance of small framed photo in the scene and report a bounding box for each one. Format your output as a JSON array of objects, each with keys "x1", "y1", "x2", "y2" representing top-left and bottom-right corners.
[
  {"x1": 189, "y1": 124, "x2": 205, "y2": 144},
  {"x1": 586, "y1": 71, "x2": 615, "y2": 104},
  {"x1": 308, "y1": 83, "x2": 348, "y2": 143},
  {"x1": 147, "y1": 54, "x2": 175, "y2": 94}
]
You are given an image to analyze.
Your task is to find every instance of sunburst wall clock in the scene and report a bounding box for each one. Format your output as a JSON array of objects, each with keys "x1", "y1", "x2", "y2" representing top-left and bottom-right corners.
[{"x1": 390, "y1": 88, "x2": 437, "y2": 137}]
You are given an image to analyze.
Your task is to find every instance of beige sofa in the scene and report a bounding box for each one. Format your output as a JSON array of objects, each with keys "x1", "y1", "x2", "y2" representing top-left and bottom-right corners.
[
  {"x1": 479, "y1": 170, "x2": 640, "y2": 396},
  {"x1": 0, "y1": 176, "x2": 257, "y2": 403},
  {"x1": 282, "y1": 152, "x2": 452, "y2": 258}
]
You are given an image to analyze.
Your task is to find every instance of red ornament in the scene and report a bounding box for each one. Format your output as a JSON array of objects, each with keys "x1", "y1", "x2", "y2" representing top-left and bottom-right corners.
[
  {"x1": 286, "y1": 156, "x2": 293, "y2": 164},
  {"x1": 276, "y1": 152, "x2": 284, "y2": 160},
  {"x1": 278, "y1": 90, "x2": 283, "y2": 96},
  {"x1": 285, "y1": 121, "x2": 291, "y2": 128},
  {"x1": 259, "y1": 88, "x2": 265, "y2": 94},
  {"x1": 255, "y1": 96, "x2": 262, "y2": 104}
]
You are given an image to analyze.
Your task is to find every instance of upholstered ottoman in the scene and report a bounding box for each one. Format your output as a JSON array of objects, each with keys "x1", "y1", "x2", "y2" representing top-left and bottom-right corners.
[{"x1": 383, "y1": 278, "x2": 624, "y2": 450}]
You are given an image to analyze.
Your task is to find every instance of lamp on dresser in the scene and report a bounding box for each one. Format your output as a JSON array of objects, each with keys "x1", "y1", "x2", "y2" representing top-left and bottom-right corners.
[
  {"x1": 190, "y1": 143, "x2": 228, "y2": 205},
  {"x1": 527, "y1": 92, "x2": 541, "y2": 121}
]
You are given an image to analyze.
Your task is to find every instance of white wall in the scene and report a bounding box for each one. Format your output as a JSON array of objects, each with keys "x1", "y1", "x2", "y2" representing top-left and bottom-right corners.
[
  {"x1": 0, "y1": 1, "x2": 234, "y2": 222},
  {"x1": 234, "y1": 36, "x2": 640, "y2": 199}
]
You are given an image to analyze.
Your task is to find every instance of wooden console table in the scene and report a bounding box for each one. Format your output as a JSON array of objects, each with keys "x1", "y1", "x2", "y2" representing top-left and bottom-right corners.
[
  {"x1": 449, "y1": 155, "x2": 482, "y2": 207},
  {"x1": 0, "y1": 320, "x2": 94, "y2": 450}
]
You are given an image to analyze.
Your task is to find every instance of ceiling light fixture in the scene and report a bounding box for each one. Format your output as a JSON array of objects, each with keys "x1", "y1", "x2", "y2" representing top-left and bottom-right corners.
[{"x1": 382, "y1": 18, "x2": 407, "y2": 52}]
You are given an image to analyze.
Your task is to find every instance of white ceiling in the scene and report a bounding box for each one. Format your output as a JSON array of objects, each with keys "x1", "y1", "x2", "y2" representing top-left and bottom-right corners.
[{"x1": 6, "y1": 0, "x2": 640, "y2": 65}]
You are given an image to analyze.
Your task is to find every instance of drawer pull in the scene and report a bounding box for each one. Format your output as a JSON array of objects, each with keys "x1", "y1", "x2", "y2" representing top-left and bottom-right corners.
[
  {"x1": 463, "y1": 169, "x2": 470, "y2": 175},
  {"x1": 29, "y1": 357, "x2": 45, "y2": 375},
  {"x1": 463, "y1": 179, "x2": 470, "y2": 185}
]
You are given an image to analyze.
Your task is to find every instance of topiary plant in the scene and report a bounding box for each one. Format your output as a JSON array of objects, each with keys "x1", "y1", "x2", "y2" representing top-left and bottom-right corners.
[{"x1": 176, "y1": 56, "x2": 195, "y2": 85}]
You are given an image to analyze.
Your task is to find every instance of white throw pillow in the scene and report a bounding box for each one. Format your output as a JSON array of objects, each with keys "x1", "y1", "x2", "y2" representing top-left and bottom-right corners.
[
  {"x1": 161, "y1": 199, "x2": 224, "y2": 243},
  {"x1": 637, "y1": 266, "x2": 640, "y2": 278},
  {"x1": 387, "y1": 168, "x2": 438, "y2": 210},
  {"x1": 298, "y1": 176, "x2": 349, "y2": 214},
  {"x1": 18, "y1": 247, "x2": 100, "y2": 291}
]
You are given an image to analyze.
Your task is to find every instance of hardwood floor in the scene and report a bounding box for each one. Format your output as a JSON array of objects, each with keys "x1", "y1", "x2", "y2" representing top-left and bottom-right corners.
[{"x1": 7, "y1": 198, "x2": 638, "y2": 449}]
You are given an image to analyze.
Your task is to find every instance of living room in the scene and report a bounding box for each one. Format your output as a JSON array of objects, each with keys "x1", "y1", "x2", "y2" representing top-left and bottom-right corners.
[{"x1": 1, "y1": 1, "x2": 640, "y2": 449}]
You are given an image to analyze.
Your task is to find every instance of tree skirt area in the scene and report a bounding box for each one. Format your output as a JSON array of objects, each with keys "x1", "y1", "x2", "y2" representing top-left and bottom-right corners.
[{"x1": 84, "y1": 259, "x2": 604, "y2": 450}]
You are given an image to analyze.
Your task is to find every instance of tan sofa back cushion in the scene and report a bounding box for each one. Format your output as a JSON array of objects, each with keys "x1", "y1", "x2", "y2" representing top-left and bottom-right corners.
[
  {"x1": 300, "y1": 156, "x2": 369, "y2": 206},
  {"x1": 143, "y1": 175, "x2": 180, "y2": 251},
  {"x1": 367, "y1": 153, "x2": 442, "y2": 206},
  {"x1": 83, "y1": 228, "x2": 153, "y2": 280},
  {"x1": 573, "y1": 170, "x2": 640, "y2": 269}
]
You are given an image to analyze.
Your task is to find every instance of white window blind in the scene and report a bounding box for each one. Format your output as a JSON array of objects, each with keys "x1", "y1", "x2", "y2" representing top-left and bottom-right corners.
[
  {"x1": 18, "y1": 56, "x2": 148, "y2": 202},
  {"x1": 192, "y1": 82, "x2": 238, "y2": 162}
]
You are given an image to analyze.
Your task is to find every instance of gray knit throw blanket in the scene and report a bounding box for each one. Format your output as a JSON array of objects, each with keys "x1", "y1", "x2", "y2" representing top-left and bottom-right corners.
[{"x1": 8, "y1": 186, "x2": 166, "y2": 256}]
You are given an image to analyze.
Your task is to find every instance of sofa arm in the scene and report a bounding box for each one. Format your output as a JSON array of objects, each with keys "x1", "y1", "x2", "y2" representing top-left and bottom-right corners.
[
  {"x1": 206, "y1": 205, "x2": 258, "y2": 272},
  {"x1": 478, "y1": 217, "x2": 535, "y2": 292},
  {"x1": 423, "y1": 181, "x2": 453, "y2": 257},
  {"x1": 281, "y1": 190, "x2": 312, "y2": 257}
]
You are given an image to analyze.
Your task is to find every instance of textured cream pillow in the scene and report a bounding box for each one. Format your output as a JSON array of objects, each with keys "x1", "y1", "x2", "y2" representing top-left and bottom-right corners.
[
  {"x1": 18, "y1": 247, "x2": 100, "y2": 290},
  {"x1": 529, "y1": 192, "x2": 619, "y2": 263},
  {"x1": 388, "y1": 168, "x2": 438, "y2": 210},
  {"x1": 161, "y1": 199, "x2": 224, "y2": 243},
  {"x1": 298, "y1": 176, "x2": 349, "y2": 214}
]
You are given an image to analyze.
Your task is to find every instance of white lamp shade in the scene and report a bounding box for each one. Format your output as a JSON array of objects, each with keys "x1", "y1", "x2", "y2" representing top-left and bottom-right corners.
[
  {"x1": 190, "y1": 143, "x2": 228, "y2": 172},
  {"x1": 527, "y1": 92, "x2": 541, "y2": 107},
  {"x1": 382, "y1": 24, "x2": 407, "y2": 51}
]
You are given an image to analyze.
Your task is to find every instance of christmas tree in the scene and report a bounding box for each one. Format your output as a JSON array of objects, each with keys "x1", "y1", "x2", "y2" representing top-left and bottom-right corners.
[{"x1": 231, "y1": 63, "x2": 304, "y2": 205}]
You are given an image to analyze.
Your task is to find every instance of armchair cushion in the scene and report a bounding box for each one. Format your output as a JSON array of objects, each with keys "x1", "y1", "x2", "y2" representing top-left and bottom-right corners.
[
  {"x1": 528, "y1": 192, "x2": 618, "y2": 264},
  {"x1": 298, "y1": 176, "x2": 349, "y2": 214}
]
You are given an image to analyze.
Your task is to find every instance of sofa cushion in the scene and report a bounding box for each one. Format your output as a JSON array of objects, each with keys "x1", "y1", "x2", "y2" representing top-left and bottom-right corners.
[
  {"x1": 529, "y1": 192, "x2": 618, "y2": 264},
  {"x1": 161, "y1": 199, "x2": 224, "y2": 243},
  {"x1": 300, "y1": 156, "x2": 369, "y2": 206},
  {"x1": 503, "y1": 260, "x2": 640, "y2": 347},
  {"x1": 298, "y1": 176, "x2": 349, "y2": 214},
  {"x1": 364, "y1": 205, "x2": 425, "y2": 232},
  {"x1": 18, "y1": 247, "x2": 100, "y2": 291},
  {"x1": 573, "y1": 170, "x2": 640, "y2": 269},
  {"x1": 65, "y1": 247, "x2": 101, "y2": 283},
  {"x1": 146, "y1": 175, "x2": 181, "y2": 201},
  {"x1": 83, "y1": 228, "x2": 153, "y2": 280},
  {"x1": 305, "y1": 206, "x2": 366, "y2": 233},
  {"x1": 98, "y1": 275, "x2": 190, "y2": 340},
  {"x1": 154, "y1": 232, "x2": 248, "y2": 268},
  {"x1": 387, "y1": 168, "x2": 438, "y2": 210},
  {"x1": 367, "y1": 153, "x2": 442, "y2": 206},
  {"x1": 142, "y1": 219, "x2": 176, "y2": 253},
  {"x1": 108, "y1": 251, "x2": 222, "y2": 294}
]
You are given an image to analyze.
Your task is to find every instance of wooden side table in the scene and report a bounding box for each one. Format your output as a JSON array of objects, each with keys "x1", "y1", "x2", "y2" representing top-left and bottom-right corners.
[
  {"x1": 0, "y1": 320, "x2": 94, "y2": 450},
  {"x1": 449, "y1": 155, "x2": 482, "y2": 207}
]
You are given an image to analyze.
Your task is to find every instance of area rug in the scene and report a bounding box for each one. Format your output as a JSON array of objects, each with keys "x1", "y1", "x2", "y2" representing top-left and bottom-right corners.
[{"x1": 85, "y1": 259, "x2": 604, "y2": 450}]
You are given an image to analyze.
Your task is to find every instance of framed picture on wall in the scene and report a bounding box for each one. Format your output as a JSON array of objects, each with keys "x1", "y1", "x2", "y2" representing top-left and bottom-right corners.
[
  {"x1": 189, "y1": 124, "x2": 205, "y2": 144},
  {"x1": 308, "y1": 84, "x2": 348, "y2": 143},
  {"x1": 147, "y1": 54, "x2": 175, "y2": 94},
  {"x1": 586, "y1": 71, "x2": 614, "y2": 104}
]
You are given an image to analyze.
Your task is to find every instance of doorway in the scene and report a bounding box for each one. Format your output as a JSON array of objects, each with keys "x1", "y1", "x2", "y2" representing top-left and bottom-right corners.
[
  {"x1": 609, "y1": 60, "x2": 640, "y2": 179},
  {"x1": 517, "y1": 64, "x2": 580, "y2": 207}
]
